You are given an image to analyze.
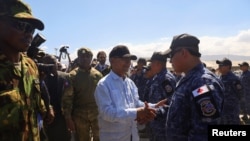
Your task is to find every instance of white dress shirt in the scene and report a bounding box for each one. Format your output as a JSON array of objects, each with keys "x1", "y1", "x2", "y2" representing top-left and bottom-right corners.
[{"x1": 94, "y1": 70, "x2": 155, "y2": 141}]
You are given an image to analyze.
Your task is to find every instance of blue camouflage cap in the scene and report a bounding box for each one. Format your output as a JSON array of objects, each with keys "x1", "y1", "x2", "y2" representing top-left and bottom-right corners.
[
  {"x1": 148, "y1": 51, "x2": 167, "y2": 62},
  {"x1": 216, "y1": 58, "x2": 232, "y2": 66},
  {"x1": 163, "y1": 33, "x2": 201, "y2": 57}
]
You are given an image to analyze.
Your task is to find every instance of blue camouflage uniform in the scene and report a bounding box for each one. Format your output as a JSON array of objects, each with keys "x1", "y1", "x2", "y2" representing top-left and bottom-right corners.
[
  {"x1": 219, "y1": 71, "x2": 243, "y2": 124},
  {"x1": 239, "y1": 70, "x2": 250, "y2": 116},
  {"x1": 166, "y1": 63, "x2": 224, "y2": 141},
  {"x1": 144, "y1": 68, "x2": 176, "y2": 141},
  {"x1": 130, "y1": 69, "x2": 148, "y2": 101}
]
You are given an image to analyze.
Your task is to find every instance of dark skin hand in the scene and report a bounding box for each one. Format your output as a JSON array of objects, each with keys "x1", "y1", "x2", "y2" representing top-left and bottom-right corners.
[
  {"x1": 135, "y1": 99, "x2": 167, "y2": 124},
  {"x1": 136, "y1": 102, "x2": 156, "y2": 124},
  {"x1": 44, "y1": 106, "x2": 55, "y2": 124}
]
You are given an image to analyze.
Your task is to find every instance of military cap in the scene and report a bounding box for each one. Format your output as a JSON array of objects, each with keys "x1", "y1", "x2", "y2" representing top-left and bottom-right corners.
[
  {"x1": 148, "y1": 51, "x2": 167, "y2": 62},
  {"x1": 216, "y1": 58, "x2": 232, "y2": 66},
  {"x1": 0, "y1": 0, "x2": 44, "y2": 30},
  {"x1": 163, "y1": 33, "x2": 201, "y2": 57},
  {"x1": 238, "y1": 62, "x2": 249, "y2": 67},
  {"x1": 109, "y1": 45, "x2": 137, "y2": 60},
  {"x1": 77, "y1": 47, "x2": 93, "y2": 56},
  {"x1": 137, "y1": 57, "x2": 147, "y2": 65}
]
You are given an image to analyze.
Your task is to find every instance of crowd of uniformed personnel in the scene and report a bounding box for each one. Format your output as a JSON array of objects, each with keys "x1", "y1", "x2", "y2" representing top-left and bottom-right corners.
[{"x1": 1, "y1": 1, "x2": 250, "y2": 141}]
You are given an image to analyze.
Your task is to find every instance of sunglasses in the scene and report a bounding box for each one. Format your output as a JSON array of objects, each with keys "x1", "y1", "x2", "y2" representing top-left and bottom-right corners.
[
  {"x1": 169, "y1": 48, "x2": 183, "y2": 58},
  {"x1": 219, "y1": 64, "x2": 227, "y2": 67},
  {"x1": 8, "y1": 18, "x2": 35, "y2": 34}
]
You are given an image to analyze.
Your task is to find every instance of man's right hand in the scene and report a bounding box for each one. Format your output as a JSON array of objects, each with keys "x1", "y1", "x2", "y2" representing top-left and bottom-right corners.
[
  {"x1": 136, "y1": 102, "x2": 156, "y2": 124},
  {"x1": 44, "y1": 106, "x2": 55, "y2": 124},
  {"x1": 65, "y1": 117, "x2": 76, "y2": 133}
]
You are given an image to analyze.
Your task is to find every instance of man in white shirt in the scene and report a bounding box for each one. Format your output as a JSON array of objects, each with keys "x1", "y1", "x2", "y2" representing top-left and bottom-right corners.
[{"x1": 94, "y1": 45, "x2": 165, "y2": 141}]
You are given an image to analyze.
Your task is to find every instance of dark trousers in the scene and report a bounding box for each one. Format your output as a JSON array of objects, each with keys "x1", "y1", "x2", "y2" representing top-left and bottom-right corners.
[{"x1": 44, "y1": 115, "x2": 71, "y2": 141}]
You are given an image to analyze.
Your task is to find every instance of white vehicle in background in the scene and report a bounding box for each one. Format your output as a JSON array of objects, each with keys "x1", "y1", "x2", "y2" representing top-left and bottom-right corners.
[{"x1": 233, "y1": 70, "x2": 242, "y2": 78}]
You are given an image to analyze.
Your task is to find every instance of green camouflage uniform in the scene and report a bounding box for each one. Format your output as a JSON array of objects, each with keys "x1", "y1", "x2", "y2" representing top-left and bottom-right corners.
[
  {"x1": 0, "y1": 0, "x2": 46, "y2": 140},
  {"x1": 62, "y1": 67, "x2": 102, "y2": 141},
  {"x1": 0, "y1": 52, "x2": 47, "y2": 141}
]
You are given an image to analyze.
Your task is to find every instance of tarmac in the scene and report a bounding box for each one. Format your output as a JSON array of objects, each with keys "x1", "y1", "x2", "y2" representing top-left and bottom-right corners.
[
  {"x1": 140, "y1": 139, "x2": 149, "y2": 141},
  {"x1": 88, "y1": 115, "x2": 250, "y2": 141}
]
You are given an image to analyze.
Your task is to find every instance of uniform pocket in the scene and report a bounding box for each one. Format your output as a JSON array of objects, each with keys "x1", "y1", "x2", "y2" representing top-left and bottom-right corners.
[
  {"x1": 0, "y1": 90, "x2": 23, "y2": 130},
  {"x1": 168, "y1": 91, "x2": 186, "y2": 121}
]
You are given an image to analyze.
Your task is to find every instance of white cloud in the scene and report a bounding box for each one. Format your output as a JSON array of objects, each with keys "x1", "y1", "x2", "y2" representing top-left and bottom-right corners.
[
  {"x1": 42, "y1": 29, "x2": 250, "y2": 65},
  {"x1": 91, "y1": 29, "x2": 250, "y2": 59},
  {"x1": 200, "y1": 29, "x2": 250, "y2": 56}
]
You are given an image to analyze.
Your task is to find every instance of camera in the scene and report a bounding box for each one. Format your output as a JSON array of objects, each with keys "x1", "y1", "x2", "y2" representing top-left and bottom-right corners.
[
  {"x1": 59, "y1": 46, "x2": 69, "y2": 53},
  {"x1": 26, "y1": 33, "x2": 55, "y2": 76},
  {"x1": 27, "y1": 33, "x2": 46, "y2": 59},
  {"x1": 36, "y1": 63, "x2": 55, "y2": 76}
]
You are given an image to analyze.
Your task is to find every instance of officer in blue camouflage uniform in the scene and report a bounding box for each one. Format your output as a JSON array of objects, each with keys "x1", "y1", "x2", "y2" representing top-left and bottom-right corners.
[
  {"x1": 238, "y1": 62, "x2": 250, "y2": 123},
  {"x1": 216, "y1": 58, "x2": 243, "y2": 124},
  {"x1": 163, "y1": 33, "x2": 224, "y2": 141},
  {"x1": 0, "y1": 0, "x2": 48, "y2": 140},
  {"x1": 130, "y1": 57, "x2": 149, "y2": 101},
  {"x1": 62, "y1": 47, "x2": 103, "y2": 141},
  {"x1": 144, "y1": 51, "x2": 176, "y2": 141}
]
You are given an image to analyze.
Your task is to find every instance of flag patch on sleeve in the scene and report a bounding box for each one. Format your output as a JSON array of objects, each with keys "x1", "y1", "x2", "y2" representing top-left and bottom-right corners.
[{"x1": 192, "y1": 85, "x2": 209, "y2": 97}]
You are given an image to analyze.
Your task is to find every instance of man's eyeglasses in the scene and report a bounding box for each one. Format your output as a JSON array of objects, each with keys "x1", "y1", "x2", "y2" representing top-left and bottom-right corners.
[{"x1": 8, "y1": 18, "x2": 35, "y2": 34}]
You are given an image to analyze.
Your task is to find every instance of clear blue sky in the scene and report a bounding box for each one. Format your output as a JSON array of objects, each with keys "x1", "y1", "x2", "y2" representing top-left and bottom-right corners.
[{"x1": 25, "y1": 0, "x2": 250, "y2": 60}]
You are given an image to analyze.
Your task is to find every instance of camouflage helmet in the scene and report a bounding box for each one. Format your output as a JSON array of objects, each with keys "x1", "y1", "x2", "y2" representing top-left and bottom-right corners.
[
  {"x1": 0, "y1": 0, "x2": 44, "y2": 30},
  {"x1": 77, "y1": 47, "x2": 93, "y2": 57}
]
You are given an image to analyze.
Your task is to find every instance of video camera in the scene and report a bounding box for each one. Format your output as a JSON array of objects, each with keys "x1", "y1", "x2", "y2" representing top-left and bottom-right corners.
[
  {"x1": 36, "y1": 63, "x2": 55, "y2": 76},
  {"x1": 59, "y1": 46, "x2": 69, "y2": 53},
  {"x1": 27, "y1": 33, "x2": 55, "y2": 76},
  {"x1": 27, "y1": 33, "x2": 46, "y2": 59},
  {"x1": 58, "y1": 45, "x2": 73, "y2": 72}
]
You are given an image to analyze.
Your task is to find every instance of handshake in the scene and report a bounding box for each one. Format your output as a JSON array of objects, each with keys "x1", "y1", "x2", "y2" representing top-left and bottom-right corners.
[{"x1": 136, "y1": 99, "x2": 167, "y2": 124}]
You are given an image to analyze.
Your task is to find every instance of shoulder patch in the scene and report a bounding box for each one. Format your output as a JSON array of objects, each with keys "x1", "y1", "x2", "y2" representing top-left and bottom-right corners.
[
  {"x1": 192, "y1": 85, "x2": 219, "y2": 119},
  {"x1": 200, "y1": 99, "x2": 217, "y2": 116},
  {"x1": 161, "y1": 80, "x2": 174, "y2": 94},
  {"x1": 192, "y1": 85, "x2": 210, "y2": 97},
  {"x1": 164, "y1": 84, "x2": 173, "y2": 93}
]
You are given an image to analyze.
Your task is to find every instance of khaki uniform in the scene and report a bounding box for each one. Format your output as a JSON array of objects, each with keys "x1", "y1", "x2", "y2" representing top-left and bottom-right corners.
[
  {"x1": 0, "y1": 52, "x2": 47, "y2": 141},
  {"x1": 62, "y1": 67, "x2": 102, "y2": 141}
]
